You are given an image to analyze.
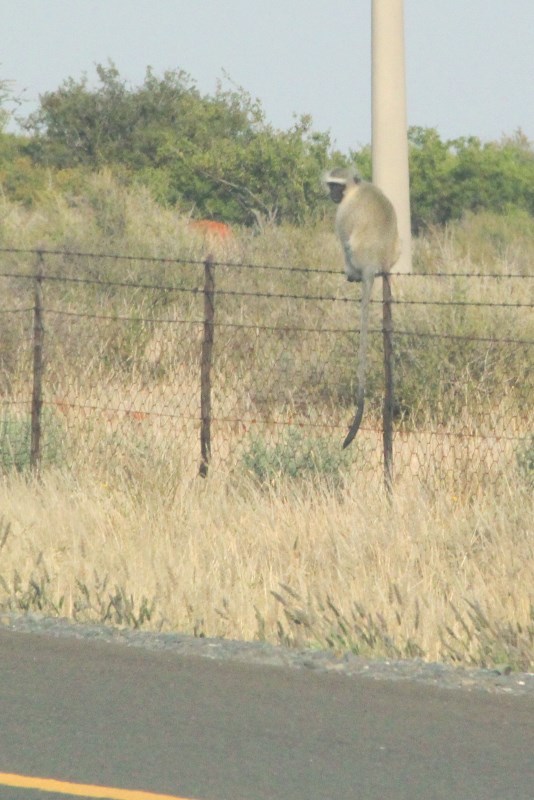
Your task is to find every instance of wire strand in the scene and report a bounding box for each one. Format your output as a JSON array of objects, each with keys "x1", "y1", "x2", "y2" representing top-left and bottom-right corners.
[{"x1": 0, "y1": 246, "x2": 532, "y2": 279}]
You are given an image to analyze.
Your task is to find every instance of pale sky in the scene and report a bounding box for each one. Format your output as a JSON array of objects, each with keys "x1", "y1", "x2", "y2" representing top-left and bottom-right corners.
[{"x1": 2, "y1": 0, "x2": 533, "y2": 152}]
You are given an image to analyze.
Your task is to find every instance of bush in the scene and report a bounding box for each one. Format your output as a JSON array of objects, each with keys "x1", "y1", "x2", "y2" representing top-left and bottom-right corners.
[
  {"x1": 409, "y1": 127, "x2": 534, "y2": 234},
  {"x1": 0, "y1": 410, "x2": 64, "y2": 473},
  {"x1": 241, "y1": 428, "x2": 351, "y2": 487},
  {"x1": 23, "y1": 63, "x2": 340, "y2": 226}
]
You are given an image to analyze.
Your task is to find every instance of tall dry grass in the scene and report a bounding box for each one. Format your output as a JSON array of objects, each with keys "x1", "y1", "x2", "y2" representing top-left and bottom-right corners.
[{"x1": 0, "y1": 466, "x2": 532, "y2": 670}]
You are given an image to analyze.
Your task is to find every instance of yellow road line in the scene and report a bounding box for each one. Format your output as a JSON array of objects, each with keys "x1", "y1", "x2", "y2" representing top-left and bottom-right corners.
[{"x1": 0, "y1": 772, "x2": 197, "y2": 800}]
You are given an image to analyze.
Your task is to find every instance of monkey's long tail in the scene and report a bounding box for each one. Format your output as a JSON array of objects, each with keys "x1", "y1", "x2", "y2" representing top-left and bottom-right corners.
[
  {"x1": 342, "y1": 392, "x2": 364, "y2": 448},
  {"x1": 342, "y1": 278, "x2": 372, "y2": 449}
]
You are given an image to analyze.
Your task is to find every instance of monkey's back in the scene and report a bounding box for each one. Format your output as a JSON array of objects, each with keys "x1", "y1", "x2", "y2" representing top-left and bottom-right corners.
[{"x1": 336, "y1": 181, "x2": 400, "y2": 271}]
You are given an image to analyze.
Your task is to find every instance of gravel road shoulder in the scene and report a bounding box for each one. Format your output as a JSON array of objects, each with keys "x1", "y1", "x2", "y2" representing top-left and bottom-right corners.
[{"x1": 1, "y1": 611, "x2": 533, "y2": 697}]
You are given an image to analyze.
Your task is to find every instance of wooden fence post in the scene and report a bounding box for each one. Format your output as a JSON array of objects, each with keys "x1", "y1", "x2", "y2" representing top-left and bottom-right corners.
[
  {"x1": 382, "y1": 272, "x2": 394, "y2": 494},
  {"x1": 30, "y1": 251, "x2": 45, "y2": 473},
  {"x1": 199, "y1": 255, "x2": 215, "y2": 477}
]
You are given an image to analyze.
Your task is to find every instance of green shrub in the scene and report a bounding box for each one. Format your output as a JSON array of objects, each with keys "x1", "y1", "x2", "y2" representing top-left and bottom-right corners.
[
  {"x1": 0, "y1": 413, "x2": 31, "y2": 472},
  {"x1": 241, "y1": 427, "x2": 350, "y2": 487},
  {"x1": 0, "y1": 409, "x2": 64, "y2": 473}
]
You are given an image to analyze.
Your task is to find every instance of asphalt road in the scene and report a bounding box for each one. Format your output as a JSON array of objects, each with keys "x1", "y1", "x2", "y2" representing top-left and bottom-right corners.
[{"x1": 0, "y1": 627, "x2": 533, "y2": 800}]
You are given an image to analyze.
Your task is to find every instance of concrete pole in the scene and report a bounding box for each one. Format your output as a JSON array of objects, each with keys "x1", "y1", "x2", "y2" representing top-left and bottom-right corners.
[{"x1": 372, "y1": 0, "x2": 412, "y2": 273}]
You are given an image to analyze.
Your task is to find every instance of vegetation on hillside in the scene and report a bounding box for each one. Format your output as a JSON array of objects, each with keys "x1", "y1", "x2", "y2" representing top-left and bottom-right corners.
[{"x1": 1, "y1": 64, "x2": 533, "y2": 232}]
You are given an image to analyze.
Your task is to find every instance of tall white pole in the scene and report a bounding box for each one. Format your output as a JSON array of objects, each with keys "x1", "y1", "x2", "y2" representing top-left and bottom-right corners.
[{"x1": 372, "y1": 0, "x2": 412, "y2": 273}]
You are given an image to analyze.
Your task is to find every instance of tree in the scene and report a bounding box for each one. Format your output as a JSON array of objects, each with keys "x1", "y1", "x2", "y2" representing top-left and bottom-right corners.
[
  {"x1": 24, "y1": 63, "x2": 338, "y2": 225},
  {"x1": 408, "y1": 127, "x2": 534, "y2": 233},
  {"x1": 18, "y1": 64, "x2": 534, "y2": 229},
  {"x1": 408, "y1": 127, "x2": 456, "y2": 232},
  {"x1": 449, "y1": 132, "x2": 534, "y2": 218}
]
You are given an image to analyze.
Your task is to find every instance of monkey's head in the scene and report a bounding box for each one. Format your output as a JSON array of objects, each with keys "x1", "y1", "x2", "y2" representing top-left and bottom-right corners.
[{"x1": 324, "y1": 167, "x2": 361, "y2": 204}]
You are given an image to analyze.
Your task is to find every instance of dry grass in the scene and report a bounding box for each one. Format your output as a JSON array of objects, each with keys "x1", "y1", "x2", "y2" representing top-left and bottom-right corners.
[{"x1": 0, "y1": 466, "x2": 532, "y2": 670}]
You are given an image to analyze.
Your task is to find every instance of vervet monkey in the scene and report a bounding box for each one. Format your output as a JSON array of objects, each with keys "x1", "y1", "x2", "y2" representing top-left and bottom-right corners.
[{"x1": 324, "y1": 167, "x2": 401, "y2": 448}]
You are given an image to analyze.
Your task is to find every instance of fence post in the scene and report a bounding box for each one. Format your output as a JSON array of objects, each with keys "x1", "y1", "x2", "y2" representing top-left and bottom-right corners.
[
  {"x1": 382, "y1": 272, "x2": 394, "y2": 494},
  {"x1": 199, "y1": 254, "x2": 215, "y2": 477},
  {"x1": 30, "y1": 251, "x2": 45, "y2": 473}
]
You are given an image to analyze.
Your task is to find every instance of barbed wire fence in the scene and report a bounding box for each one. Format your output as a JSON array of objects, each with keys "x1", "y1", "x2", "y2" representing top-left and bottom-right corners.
[{"x1": 0, "y1": 247, "x2": 532, "y2": 494}]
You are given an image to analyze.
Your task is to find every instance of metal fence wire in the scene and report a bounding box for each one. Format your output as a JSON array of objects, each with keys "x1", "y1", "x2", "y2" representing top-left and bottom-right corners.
[{"x1": 0, "y1": 248, "x2": 532, "y2": 494}]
